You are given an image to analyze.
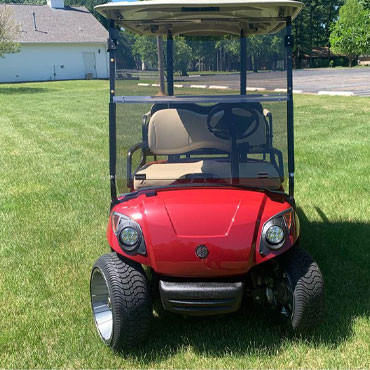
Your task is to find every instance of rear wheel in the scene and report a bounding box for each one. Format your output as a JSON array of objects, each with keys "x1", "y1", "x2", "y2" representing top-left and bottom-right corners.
[
  {"x1": 276, "y1": 246, "x2": 325, "y2": 332},
  {"x1": 90, "y1": 253, "x2": 152, "y2": 350}
]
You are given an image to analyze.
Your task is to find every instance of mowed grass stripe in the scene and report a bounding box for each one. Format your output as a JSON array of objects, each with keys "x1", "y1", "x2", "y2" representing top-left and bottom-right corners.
[{"x1": 0, "y1": 80, "x2": 369, "y2": 368}]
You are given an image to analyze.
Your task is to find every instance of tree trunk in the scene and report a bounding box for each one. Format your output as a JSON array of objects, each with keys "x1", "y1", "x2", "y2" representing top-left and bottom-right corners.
[
  {"x1": 294, "y1": 15, "x2": 300, "y2": 68},
  {"x1": 309, "y1": 2, "x2": 314, "y2": 68},
  {"x1": 157, "y1": 35, "x2": 165, "y2": 95},
  {"x1": 296, "y1": 12, "x2": 304, "y2": 69},
  {"x1": 253, "y1": 54, "x2": 258, "y2": 73},
  {"x1": 316, "y1": 16, "x2": 319, "y2": 48},
  {"x1": 326, "y1": 4, "x2": 333, "y2": 48}
]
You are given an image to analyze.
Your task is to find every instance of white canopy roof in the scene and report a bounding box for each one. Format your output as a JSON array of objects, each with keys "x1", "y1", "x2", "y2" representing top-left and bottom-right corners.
[{"x1": 95, "y1": 0, "x2": 304, "y2": 36}]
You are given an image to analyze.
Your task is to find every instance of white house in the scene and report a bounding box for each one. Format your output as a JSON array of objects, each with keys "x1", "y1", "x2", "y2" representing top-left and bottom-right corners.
[{"x1": 0, "y1": 0, "x2": 109, "y2": 82}]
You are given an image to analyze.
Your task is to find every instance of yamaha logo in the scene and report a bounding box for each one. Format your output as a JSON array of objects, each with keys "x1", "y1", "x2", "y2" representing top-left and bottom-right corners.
[{"x1": 195, "y1": 244, "x2": 209, "y2": 259}]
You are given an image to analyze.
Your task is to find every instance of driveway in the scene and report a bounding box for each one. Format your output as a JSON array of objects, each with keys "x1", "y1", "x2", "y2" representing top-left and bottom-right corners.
[{"x1": 176, "y1": 68, "x2": 370, "y2": 96}]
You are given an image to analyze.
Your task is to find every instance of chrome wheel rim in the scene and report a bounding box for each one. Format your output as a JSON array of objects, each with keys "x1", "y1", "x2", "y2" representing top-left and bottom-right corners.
[{"x1": 91, "y1": 268, "x2": 113, "y2": 342}]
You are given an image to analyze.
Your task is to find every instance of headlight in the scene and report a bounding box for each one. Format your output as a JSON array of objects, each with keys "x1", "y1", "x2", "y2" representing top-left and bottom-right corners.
[
  {"x1": 266, "y1": 225, "x2": 285, "y2": 245},
  {"x1": 260, "y1": 208, "x2": 294, "y2": 255},
  {"x1": 111, "y1": 212, "x2": 146, "y2": 255},
  {"x1": 119, "y1": 227, "x2": 139, "y2": 246}
]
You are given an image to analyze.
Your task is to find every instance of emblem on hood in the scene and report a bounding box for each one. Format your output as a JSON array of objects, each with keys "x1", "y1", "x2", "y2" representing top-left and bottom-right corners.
[{"x1": 195, "y1": 244, "x2": 209, "y2": 259}]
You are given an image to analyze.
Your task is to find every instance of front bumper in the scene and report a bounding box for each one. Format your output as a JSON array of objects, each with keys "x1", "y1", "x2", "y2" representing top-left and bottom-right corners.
[{"x1": 159, "y1": 280, "x2": 244, "y2": 316}]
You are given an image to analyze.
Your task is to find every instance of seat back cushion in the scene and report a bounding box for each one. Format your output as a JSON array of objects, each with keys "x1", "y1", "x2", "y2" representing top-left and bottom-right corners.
[{"x1": 148, "y1": 109, "x2": 230, "y2": 155}]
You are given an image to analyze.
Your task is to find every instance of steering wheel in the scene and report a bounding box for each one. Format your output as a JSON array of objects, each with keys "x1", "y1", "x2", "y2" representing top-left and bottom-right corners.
[{"x1": 206, "y1": 104, "x2": 260, "y2": 140}]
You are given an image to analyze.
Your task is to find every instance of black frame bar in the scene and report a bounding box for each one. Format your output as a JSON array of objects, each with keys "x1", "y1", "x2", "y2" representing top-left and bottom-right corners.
[
  {"x1": 286, "y1": 17, "x2": 295, "y2": 200},
  {"x1": 167, "y1": 31, "x2": 174, "y2": 96},
  {"x1": 108, "y1": 20, "x2": 118, "y2": 204},
  {"x1": 240, "y1": 29, "x2": 246, "y2": 95}
]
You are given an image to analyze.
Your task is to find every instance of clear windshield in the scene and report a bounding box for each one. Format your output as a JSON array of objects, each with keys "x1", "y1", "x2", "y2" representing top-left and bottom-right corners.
[
  {"x1": 114, "y1": 31, "x2": 289, "y2": 194},
  {"x1": 115, "y1": 31, "x2": 288, "y2": 96}
]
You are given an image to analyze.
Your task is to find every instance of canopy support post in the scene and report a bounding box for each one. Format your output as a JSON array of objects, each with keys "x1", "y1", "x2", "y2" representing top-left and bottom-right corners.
[
  {"x1": 286, "y1": 16, "x2": 295, "y2": 201},
  {"x1": 108, "y1": 20, "x2": 117, "y2": 205},
  {"x1": 167, "y1": 31, "x2": 174, "y2": 96},
  {"x1": 240, "y1": 29, "x2": 247, "y2": 95}
]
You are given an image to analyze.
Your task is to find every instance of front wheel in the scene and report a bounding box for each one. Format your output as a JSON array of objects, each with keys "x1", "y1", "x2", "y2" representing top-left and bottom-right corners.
[
  {"x1": 90, "y1": 253, "x2": 152, "y2": 350},
  {"x1": 276, "y1": 246, "x2": 325, "y2": 332}
]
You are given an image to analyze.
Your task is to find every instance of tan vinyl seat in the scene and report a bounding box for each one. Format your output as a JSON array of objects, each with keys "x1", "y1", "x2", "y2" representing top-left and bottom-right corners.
[
  {"x1": 148, "y1": 108, "x2": 230, "y2": 154},
  {"x1": 133, "y1": 108, "x2": 280, "y2": 189}
]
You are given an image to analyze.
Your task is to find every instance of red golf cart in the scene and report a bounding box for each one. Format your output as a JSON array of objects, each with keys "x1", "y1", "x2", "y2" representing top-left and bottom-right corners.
[{"x1": 91, "y1": 0, "x2": 325, "y2": 350}]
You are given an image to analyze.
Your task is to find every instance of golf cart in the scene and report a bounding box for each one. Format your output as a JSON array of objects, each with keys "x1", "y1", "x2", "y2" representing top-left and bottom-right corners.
[{"x1": 91, "y1": 0, "x2": 325, "y2": 350}]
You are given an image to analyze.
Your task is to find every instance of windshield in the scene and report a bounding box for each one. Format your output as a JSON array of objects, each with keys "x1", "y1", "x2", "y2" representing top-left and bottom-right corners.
[{"x1": 114, "y1": 31, "x2": 289, "y2": 195}]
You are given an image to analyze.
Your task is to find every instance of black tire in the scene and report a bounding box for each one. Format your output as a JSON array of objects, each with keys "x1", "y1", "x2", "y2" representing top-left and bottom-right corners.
[
  {"x1": 278, "y1": 246, "x2": 325, "y2": 332},
  {"x1": 90, "y1": 252, "x2": 152, "y2": 350}
]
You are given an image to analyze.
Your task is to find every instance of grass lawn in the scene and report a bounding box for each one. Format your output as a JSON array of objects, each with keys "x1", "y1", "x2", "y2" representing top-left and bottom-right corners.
[{"x1": 0, "y1": 80, "x2": 369, "y2": 369}]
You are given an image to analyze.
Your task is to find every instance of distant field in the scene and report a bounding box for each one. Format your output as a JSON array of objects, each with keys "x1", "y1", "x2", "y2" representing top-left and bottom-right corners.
[{"x1": 0, "y1": 80, "x2": 369, "y2": 369}]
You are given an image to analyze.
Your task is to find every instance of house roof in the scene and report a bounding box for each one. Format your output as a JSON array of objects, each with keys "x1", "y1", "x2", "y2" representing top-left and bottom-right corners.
[{"x1": 3, "y1": 4, "x2": 108, "y2": 44}]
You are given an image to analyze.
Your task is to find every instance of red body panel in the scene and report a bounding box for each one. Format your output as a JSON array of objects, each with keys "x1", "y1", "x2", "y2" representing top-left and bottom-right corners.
[{"x1": 107, "y1": 187, "x2": 298, "y2": 278}]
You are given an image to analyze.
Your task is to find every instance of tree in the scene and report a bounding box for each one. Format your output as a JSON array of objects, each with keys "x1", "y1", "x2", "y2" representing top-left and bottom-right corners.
[
  {"x1": 0, "y1": 5, "x2": 20, "y2": 58},
  {"x1": 330, "y1": 0, "x2": 370, "y2": 66},
  {"x1": 173, "y1": 36, "x2": 193, "y2": 76},
  {"x1": 189, "y1": 37, "x2": 217, "y2": 71},
  {"x1": 132, "y1": 34, "x2": 193, "y2": 75},
  {"x1": 115, "y1": 31, "x2": 136, "y2": 69},
  {"x1": 359, "y1": 0, "x2": 370, "y2": 9},
  {"x1": 358, "y1": 7, "x2": 370, "y2": 54},
  {"x1": 132, "y1": 34, "x2": 158, "y2": 69},
  {"x1": 292, "y1": 0, "x2": 344, "y2": 68}
]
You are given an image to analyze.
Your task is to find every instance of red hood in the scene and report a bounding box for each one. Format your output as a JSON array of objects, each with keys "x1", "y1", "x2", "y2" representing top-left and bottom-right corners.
[
  {"x1": 163, "y1": 195, "x2": 241, "y2": 237},
  {"x1": 110, "y1": 187, "x2": 291, "y2": 277}
]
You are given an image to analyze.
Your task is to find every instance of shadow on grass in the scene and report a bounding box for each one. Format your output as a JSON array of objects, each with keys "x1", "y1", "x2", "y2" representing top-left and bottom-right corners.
[
  {"x1": 0, "y1": 87, "x2": 55, "y2": 95},
  {"x1": 118, "y1": 208, "x2": 370, "y2": 362}
]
